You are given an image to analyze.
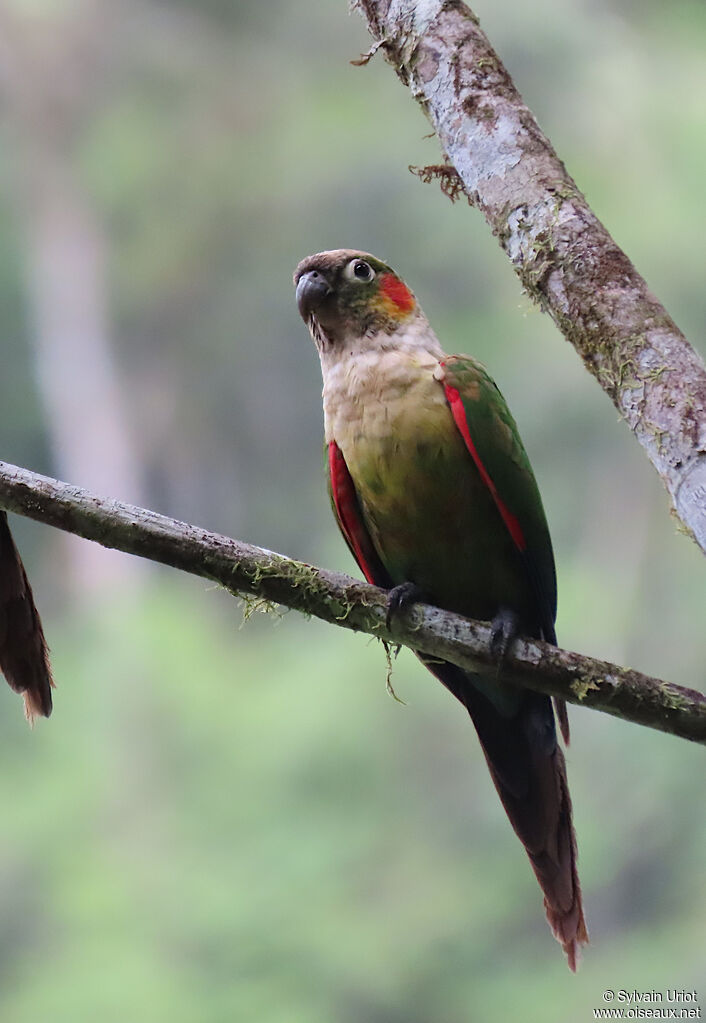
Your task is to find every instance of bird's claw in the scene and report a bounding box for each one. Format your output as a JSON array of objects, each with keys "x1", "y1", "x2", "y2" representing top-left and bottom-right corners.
[
  {"x1": 385, "y1": 582, "x2": 423, "y2": 631},
  {"x1": 490, "y1": 607, "x2": 519, "y2": 663}
]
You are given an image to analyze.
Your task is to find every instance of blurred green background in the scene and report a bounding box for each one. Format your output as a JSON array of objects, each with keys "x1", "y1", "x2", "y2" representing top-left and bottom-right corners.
[{"x1": 0, "y1": 0, "x2": 704, "y2": 1020}]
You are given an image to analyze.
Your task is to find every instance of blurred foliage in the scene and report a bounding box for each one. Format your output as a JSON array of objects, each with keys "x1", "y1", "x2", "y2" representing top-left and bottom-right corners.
[{"x1": 0, "y1": 0, "x2": 704, "y2": 1020}]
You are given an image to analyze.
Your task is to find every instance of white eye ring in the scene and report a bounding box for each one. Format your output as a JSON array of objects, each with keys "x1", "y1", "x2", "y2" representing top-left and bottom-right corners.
[{"x1": 344, "y1": 259, "x2": 375, "y2": 283}]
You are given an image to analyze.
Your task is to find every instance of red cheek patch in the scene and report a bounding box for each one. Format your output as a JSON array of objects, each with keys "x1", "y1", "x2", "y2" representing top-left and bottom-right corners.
[{"x1": 379, "y1": 273, "x2": 415, "y2": 314}]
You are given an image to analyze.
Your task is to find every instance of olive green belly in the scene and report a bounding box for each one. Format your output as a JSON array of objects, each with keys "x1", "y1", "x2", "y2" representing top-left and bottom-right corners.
[{"x1": 342, "y1": 403, "x2": 533, "y2": 625}]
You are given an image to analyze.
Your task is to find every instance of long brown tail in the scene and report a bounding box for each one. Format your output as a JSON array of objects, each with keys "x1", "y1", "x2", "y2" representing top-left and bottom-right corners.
[
  {"x1": 0, "y1": 511, "x2": 54, "y2": 722},
  {"x1": 422, "y1": 656, "x2": 588, "y2": 970}
]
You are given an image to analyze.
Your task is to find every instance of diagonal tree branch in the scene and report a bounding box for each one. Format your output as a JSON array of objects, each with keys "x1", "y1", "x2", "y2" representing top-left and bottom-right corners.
[
  {"x1": 353, "y1": 0, "x2": 706, "y2": 554},
  {"x1": 1, "y1": 460, "x2": 704, "y2": 744}
]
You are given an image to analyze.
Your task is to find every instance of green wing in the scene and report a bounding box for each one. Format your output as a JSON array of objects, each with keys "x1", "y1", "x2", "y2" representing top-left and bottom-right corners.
[{"x1": 439, "y1": 354, "x2": 557, "y2": 643}]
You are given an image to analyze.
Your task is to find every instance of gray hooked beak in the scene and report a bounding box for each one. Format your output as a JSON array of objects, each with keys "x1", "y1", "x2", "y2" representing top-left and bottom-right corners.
[{"x1": 296, "y1": 270, "x2": 333, "y2": 320}]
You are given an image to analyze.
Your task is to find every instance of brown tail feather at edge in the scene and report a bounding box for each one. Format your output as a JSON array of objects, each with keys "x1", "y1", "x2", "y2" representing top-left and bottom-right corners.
[
  {"x1": 468, "y1": 685, "x2": 588, "y2": 970},
  {"x1": 0, "y1": 511, "x2": 54, "y2": 723},
  {"x1": 422, "y1": 656, "x2": 588, "y2": 970}
]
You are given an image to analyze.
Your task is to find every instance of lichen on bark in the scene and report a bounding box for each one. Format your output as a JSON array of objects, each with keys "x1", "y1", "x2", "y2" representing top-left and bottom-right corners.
[{"x1": 1, "y1": 459, "x2": 704, "y2": 743}]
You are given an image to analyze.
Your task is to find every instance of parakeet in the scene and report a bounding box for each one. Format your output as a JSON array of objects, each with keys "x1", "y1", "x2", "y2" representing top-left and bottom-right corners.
[
  {"x1": 0, "y1": 511, "x2": 53, "y2": 721},
  {"x1": 294, "y1": 249, "x2": 587, "y2": 969}
]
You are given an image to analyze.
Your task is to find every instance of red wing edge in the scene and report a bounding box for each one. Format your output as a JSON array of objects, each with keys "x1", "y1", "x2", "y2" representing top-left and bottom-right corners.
[
  {"x1": 328, "y1": 441, "x2": 392, "y2": 588},
  {"x1": 442, "y1": 378, "x2": 527, "y2": 553},
  {"x1": 442, "y1": 371, "x2": 567, "y2": 740}
]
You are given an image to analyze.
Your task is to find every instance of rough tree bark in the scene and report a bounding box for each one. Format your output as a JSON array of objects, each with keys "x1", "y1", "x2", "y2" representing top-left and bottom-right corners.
[
  {"x1": 352, "y1": 0, "x2": 706, "y2": 553},
  {"x1": 1, "y1": 461, "x2": 704, "y2": 743}
]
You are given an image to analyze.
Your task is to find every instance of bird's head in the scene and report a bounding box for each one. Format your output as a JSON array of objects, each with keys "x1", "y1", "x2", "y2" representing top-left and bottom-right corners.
[{"x1": 294, "y1": 249, "x2": 419, "y2": 352}]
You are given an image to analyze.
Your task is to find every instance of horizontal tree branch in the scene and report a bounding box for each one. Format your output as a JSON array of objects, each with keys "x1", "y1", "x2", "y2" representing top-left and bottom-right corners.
[
  {"x1": 1, "y1": 460, "x2": 704, "y2": 744},
  {"x1": 353, "y1": 0, "x2": 706, "y2": 554}
]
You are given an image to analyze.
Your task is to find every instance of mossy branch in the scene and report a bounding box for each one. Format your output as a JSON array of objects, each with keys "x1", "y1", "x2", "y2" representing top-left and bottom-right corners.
[
  {"x1": 353, "y1": 0, "x2": 706, "y2": 554},
  {"x1": 1, "y1": 460, "x2": 704, "y2": 744}
]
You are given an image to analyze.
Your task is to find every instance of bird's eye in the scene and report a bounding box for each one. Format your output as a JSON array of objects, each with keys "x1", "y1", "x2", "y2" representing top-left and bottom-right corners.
[{"x1": 344, "y1": 259, "x2": 375, "y2": 283}]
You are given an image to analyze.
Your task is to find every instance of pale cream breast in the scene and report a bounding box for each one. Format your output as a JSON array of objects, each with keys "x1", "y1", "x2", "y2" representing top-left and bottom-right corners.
[
  {"x1": 322, "y1": 347, "x2": 446, "y2": 447},
  {"x1": 319, "y1": 312, "x2": 446, "y2": 447}
]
